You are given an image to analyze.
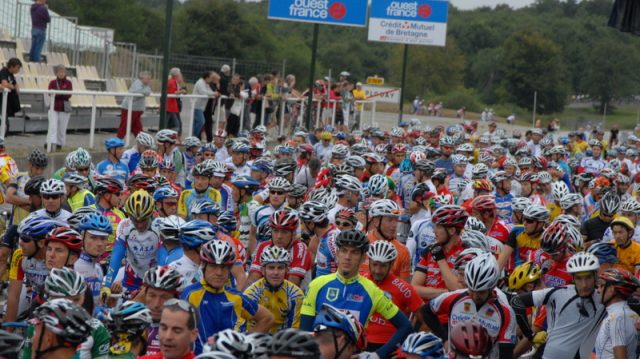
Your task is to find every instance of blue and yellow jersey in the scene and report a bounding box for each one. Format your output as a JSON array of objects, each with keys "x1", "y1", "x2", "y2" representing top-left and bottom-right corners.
[
  {"x1": 67, "y1": 189, "x2": 96, "y2": 212},
  {"x1": 177, "y1": 187, "x2": 221, "y2": 220},
  {"x1": 301, "y1": 272, "x2": 399, "y2": 327},
  {"x1": 181, "y1": 280, "x2": 258, "y2": 354},
  {"x1": 243, "y1": 278, "x2": 304, "y2": 334}
]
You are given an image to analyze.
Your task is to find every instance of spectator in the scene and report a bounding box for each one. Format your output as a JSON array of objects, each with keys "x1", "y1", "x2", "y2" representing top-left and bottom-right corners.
[
  {"x1": 192, "y1": 71, "x2": 218, "y2": 138},
  {"x1": 220, "y1": 64, "x2": 232, "y2": 116},
  {"x1": 610, "y1": 124, "x2": 619, "y2": 146},
  {"x1": 29, "y1": 0, "x2": 50, "y2": 62},
  {"x1": 46, "y1": 65, "x2": 72, "y2": 151},
  {"x1": 166, "y1": 68, "x2": 186, "y2": 136},
  {"x1": 203, "y1": 72, "x2": 221, "y2": 142},
  {"x1": 0, "y1": 58, "x2": 22, "y2": 136},
  {"x1": 118, "y1": 71, "x2": 152, "y2": 139},
  {"x1": 226, "y1": 73, "x2": 245, "y2": 137},
  {"x1": 352, "y1": 82, "x2": 366, "y2": 131}
]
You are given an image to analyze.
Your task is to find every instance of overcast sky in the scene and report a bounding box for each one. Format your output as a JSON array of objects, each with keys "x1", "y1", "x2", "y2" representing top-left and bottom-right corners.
[{"x1": 450, "y1": 0, "x2": 535, "y2": 10}]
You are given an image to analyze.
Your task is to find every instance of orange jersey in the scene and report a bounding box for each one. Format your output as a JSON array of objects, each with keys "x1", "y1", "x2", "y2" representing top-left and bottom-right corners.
[{"x1": 360, "y1": 232, "x2": 411, "y2": 281}]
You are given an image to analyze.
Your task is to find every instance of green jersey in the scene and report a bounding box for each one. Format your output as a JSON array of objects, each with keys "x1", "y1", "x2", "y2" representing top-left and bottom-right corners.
[{"x1": 23, "y1": 318, "x2": 110, "y2": 359}]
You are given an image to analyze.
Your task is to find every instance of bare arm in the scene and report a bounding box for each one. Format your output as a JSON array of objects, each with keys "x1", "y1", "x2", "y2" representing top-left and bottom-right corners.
[
  {"x1": 437, "y1": 259, "x2": 463, "y2": 291},
  {"x1": 498, "y1": 245, "x2": 514, "y2": 271},
  {"x1": 248, "y1": 226, "x2": 257, "y2": 259},
  {"x1": 5, "y1": 187, "x2": 29, "y2": 206},
  {"x1": 613, "y1": 346, "x2": 627, "y2": 359},
  {"x1": 250, "y1": 305, "x2": 275, "y2": 333},
  {"x1": 232, "y1": 265, "x2": 246, "y2": 291},
  {"x1": 288, "y1": 275, "x2": 302, "y2": 287},
  {"x1": 411, "y1": 271, "x2": 447, "y2": 300},
  {"x1": 3, "y1": 280, "x2": 22, "y2": 329}
]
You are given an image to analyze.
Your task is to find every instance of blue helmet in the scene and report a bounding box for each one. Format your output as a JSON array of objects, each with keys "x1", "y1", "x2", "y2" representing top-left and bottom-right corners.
[
  {"x1": 402, "y1": 332, "x2": 446, "y2": 358},
  {"x1": 78, "y1": 212, "x2": 113, "y2": 236},
  {"x1": 18, "y1": 215, "x2": 61, "y2": 240},
  {"x1": 217, "y1": 211, "x2": 236, "y2": 233},
  {"x1": 256, "y1": 217, "x2": 272, "y2": 243},
  {"x1": 250, "y1": 160, "x2": 273, "y2": 175},
  {"x1": 335, "y1": 132, "x2": 347, "y2": 140},
  {"x1": 153, "y1": 186, "x2": 179, "y2": 202},
  {"x1": 105, "y1": 300, "x2": 152, "y2": 336},
  {"x1": 190, "y1": 200, "x2": 221, "y2": 216},
  {"x1": 105, "y1": 137, "x2": 125, "y2": 150},
  {"x1": 231, "y1": 175, "x2": 260, "y2": 190},
  {"x1": 313, "y1": 304, "x2": 362, "y2": 345},
  {"x1": 179, "y1": 220, "x2": 216, "y2": 248},
  {"x1": 587, "y1": 242, "x2": 618, "y2": 265},
  {"x1": 199, "y1": 143, "x2": 217, "y2": 154}
]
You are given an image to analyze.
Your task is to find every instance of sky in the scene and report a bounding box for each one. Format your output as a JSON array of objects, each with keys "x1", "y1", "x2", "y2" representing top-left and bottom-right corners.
[{"x1": 450, "y1": 0, "x2": 535, "y2": 10}]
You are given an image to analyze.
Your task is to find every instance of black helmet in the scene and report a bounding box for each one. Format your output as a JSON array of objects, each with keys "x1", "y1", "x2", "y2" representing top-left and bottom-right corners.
[
  {"x1": 335, "y1": 230, "x2": 369, "y2": 252},
  {"x1": 288, "y1": 183, "x2": 308, "y2": 198},
  {"x1": 274, "y1": 158, "x2": 297, "y2": 177},
  {"x1": 28, "y1": 148, "x2": 49, "y2": 168},
  {"x1": 268, "y1": 329, "x2": 320, "y2": 359},
  {"x1": 24, "y1": 175, "x2": 46, "y2": 196},
  {"x1": 0, "y1": 329, "x2": 23, "y2": 357},
  {"x1": 33, "y1": 298, "x2": 93, "y2": 345}
]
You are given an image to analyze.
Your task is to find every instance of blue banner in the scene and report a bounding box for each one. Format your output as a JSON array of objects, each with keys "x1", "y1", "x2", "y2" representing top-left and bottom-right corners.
[
  {"x1": 370, "y1": 0, "x2": 448, "y2": 23},
  {"x1": 368, "y1": 0, "x2": 449, "y2": 46},
  {"x1": 268, "y1": 0, "x2": 369, "y2": 27}
]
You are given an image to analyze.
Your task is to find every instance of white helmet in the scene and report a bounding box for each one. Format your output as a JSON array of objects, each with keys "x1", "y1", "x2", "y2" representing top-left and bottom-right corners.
[
  {"x1": 464, "y1": 252, "x2": 500, "y2": 291},
  {"x1": 41, "y1": 179, "x2": 66, "y2": 196},
  {"x1": 461, "y1": 230, "x2": 489, "y2": 252},
  {"x1": 136, "y1": 132, "x2": 155, "y2": 148},
  {"x1": 367, "y1": 240, "x2": 398, "y2": 263},
  {"x1": 523, "y1": 205, "x2": 550, "y2": 222},
  {"x1": 308, "y1": 187, "x2": 337, "y2": 208},
  {"x1": 332, "y1": 144, "x2": 349, "y2": 159},
  {"x1": 471, "y1": 163, "x2": 489, "y2": 179},
  {"x1": 621, "y1": 198, "x2": 640, "y2": 215},
  {"x1": 369, "y1": 199, "x2": 401, "y2": 218},
  {"x1": 566, "y1": 251, "x2": 600, "y2": 273},
  {"x1": 554, "y1": 214, "x2": 581, "y2": 229},
  {"x1": 268, "y1": 177, "x2": 291, "y2": 190},
  {"x1": 335, "y1": 175, "x2": 362, "y2": 193},
  {"x1": 551, "y1": 181, "x2": 569, "y2": 202},
  {"x1": 465, "y1": 217, "x2": 487, "y2": 234},
  {"x1": 560, "y1": 193, "x2": 582, "y2": 210},
  {"x1": 537, "y1": 171, "x2": 552, "y2": 184},
  {"x1": 156, "y1": 129, "x2": 178, "y2": 144},
  {"x1": 451, "y1": 154, "x2": 469, "y2": 165},
  {"x1": 299, "y1": 200, "x2": 328, "y2": 222},
  {"x1": 260, "y1": 245, "x2": 291, "y2": 266},
  {"x1": 183, "y1": 136, "x2": 202, "y2": 149},
  {"x1": 368, "y1": 174, "x2": 389, "y2": 198},
  {"x1": 512, "y1": 197, "x2": 532, "y2": 212},
  {"x1": 600, "y1": 191, "x2": 621, "y2": 215}
]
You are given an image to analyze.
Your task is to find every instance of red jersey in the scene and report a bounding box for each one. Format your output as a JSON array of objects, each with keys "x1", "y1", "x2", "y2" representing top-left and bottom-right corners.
[
  {"x1": 363, "y1": 272, "x2": 423, "y2": 344},
  {"x1": 139, "y1": 352, "x2": 196, "y2": 359},
  {"x1": 415, "y1": 243, "x2": 464, "y2": 289},
  {"x1": 250, "y1": 239, "x2": 312, "y2": 279},
  {"x1": 543, "y1": 254, "x2": 572, "y2": 287},
  {"x1": 488, "y1": 219, "x2": 511, "y2": 244}
]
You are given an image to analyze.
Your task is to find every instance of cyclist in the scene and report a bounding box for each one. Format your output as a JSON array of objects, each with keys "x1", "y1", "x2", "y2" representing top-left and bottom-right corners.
[
  {"x1": 104, "y1": 301, "x2": 153, "y2": 359},
  {"x1": 299, "y1": 200, "x2": 339, "y2": 277},
  {"x1": 138, "y1": 298, "x2": 198, "y2": 359},
  {"x1": 511, "y1": 251, "x2": 605, "y2": 359},
  {"x1": 401, "y1": 332, "x2": 446, "y2": 359},
  {"x1": 469, "y1": 195, "x2": 510, "y2": 244},
  {"x1": 328, "y1": 174, "x2": 362, "y2": 224},
  {"x1": 62, "y1": 171, "x2": 95, "y2": 212},
  {"x1": 181, "y1": 136, "x2": 201, "y2": 189},
  {"x1": 153, "y1": 186, "x2": 179, "y2": 218},
  {"x1": 156, "y1": 129, "x2": 185, "y2": 187},
  {"x1": 268, "y1": 329, "x2": 320, "y2": 359},
  {"x1": 30, "y1": 299, "x2": 93, "y2": 359},
  {"x1": 169, "y1": 219, "x2": 216, "y2": 290},
  {"x1": 206, "y1": 160, "x2": 235, "y2": 212},
  {"x1": 249, "y1": 208, "x2": 311, "y2": 288},
  {"x1": 588, "y1": 242, "x2": 620, "y2": 273},
  {"x1": 560, "y1": 192, "x2": 584, "y2": 220},
  {"x1": 243, "y1": 246, "x2": 304, "y2": 333},
  {"x1": 155, "y1": 215, "x2": 185, "y2": 266},
  {"x1": 96, "y1": 137, "x2": 129, "y2": 182},
  {"x1": 595, "y1": 268, "x2": 640, "y2": 359},
  {"x1": 53, "y1": 147, "x2": 92, "y2": 180},
  {"x1": 363, "y1": 240, "x2": 423, "y2": 352},
  {"x1": 582, "y1": 191, "x2": 619, "y2": 246},
  {"x1": 406, "y1": 183, "x2": 436, "y2": 269},
  {"x1": 498, "y1": 204, "x2": 549, "y2": 270},
  {"x1": 36, "y1": 178, "x2": 71, "y2": 222},
  {"x1": 286, "y1": 183, "x2": 307, "y2": 210},
  {"x1": 121, "y1": 132, "x2": 155, "y2": 174},
  {"x1": 511, "y1": 196, "x2": 532, "y2": 229},
  {"x1": 93, "y1": 176, "x2": 126, "y2": 258},
  {"x1": 493, "y1": 171, "x2": 513, "y2": 224},
  {"x1": 73, "y1": 212, "x2": 112, "y2": 302},
  {"x1": 230, "y1": 175, "x2": 261, "y2": 251},
  {"x1": 226, "y1": 142, "x2": 252, "y2": 178},
  {"x1": 312, "y1": 304, "x2": 366, "y2": 359},
  {"x1": 421, "y1": 253, "x2": 516, "y2": 358},
  {"x1": 603, "y1": 197, "x2": 640, "y2": 242},
  {"x1": 102, "y1": 189, "x2": 160, "y2": 299},
  {"x1": 300, "y1": 229, "x2": 412, "y2": 359},
  {"x1": 177, "y1": 162, "x2": 221, "y2": 220},
  {"x1": 607, "y1": 217, "x2": 640, "y2": 274},
  {"x1": 43, "y1": 227, "x2": 82, "y2": 270},
  {"x1": 248, "y1": 177, "x2": 290, "y2": 257},
  {"x1": 181, "y1": 240, "x2": 273, "y2": 354},
  {"x1": 541, "y1": 221, "x2": 582, "y2": 287}
]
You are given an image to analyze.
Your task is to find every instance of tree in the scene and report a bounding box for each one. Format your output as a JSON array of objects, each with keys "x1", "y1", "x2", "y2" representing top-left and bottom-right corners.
[
  {"x1": 501, "y1": 31, "x2": 568, "y2": 113},
  {"x1": 585, "y1": 40, "x2": 640, "y2": 112}
]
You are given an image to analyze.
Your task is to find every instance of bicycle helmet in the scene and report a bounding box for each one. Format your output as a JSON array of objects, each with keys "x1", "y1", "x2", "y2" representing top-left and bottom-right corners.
[
  {"x1": 541, "y1": 221, "x2": 573, "y2": 254},
  {"x1": 313, "y1": 304, "x2": 365, "y2": 349},
  {"x1": 105, "y1": 137, "x2": 125, "y2": 150},
  {"x1": 536, "y1": 171, "x2": 552, "y2": 184},
  {"x1": 67, "y1": 206, "x2": 100, "y2": 231},
  {"x1": 153, "y1": 186, "x2": 179, "y2": 202},
  {"x1": 432, "y1": 205, "x2": 469, "y2": 228},
  {"x1": 551, "y1": 181, "x2": 569, "y2": 202},
  {"x1": 159, "y1": 157, "x2": 176, "y2": 172},
  {"x1": 270, "y1": 208, "x2": 299, "y2": 231},
  {"x1": 250, "y1": 159, "x2": 273, "y2": 175},
  {"x1": 600, "y1": 191, "x2": 621, "y2": 215},
  {"x1": 401, "y1": 332, "x2": 445, "y2": 358},
  {"x1": 217, "y1": 211, "x2": 237, "y2": 233},
  {"x1": 454, "y1": 248, "x2": 486, "y2": 270},
  {"x1": 368, "y1": 174, "x2": 389, "y2": 198},
  {"x1": 332, "y1": 144, "x2": 349, "y2": 159},
  {"x1": 587, "y1": 242, "x2": 618, "y2": 265},
  {"x1": 33, "y1": 298, "x2": 93, "y2": 345},
  {"x1": 24, "y1": 175, "x2": 46, "y2": 196},
  {"x1": 268, "y1": 329, "x2": 320, "y2": 359},
  {"x1": 491, "y1": 171, "x2": 510, "y2": 185},
  {"x1": 18, "y1": 215, "x2": 61, "y2": 240},
  {"x1": 156, "y1": 129, "x2": 178, "y2": 144},
  {"x1": 369, "y1": 199, "x2": 402, "y2": 218},
  {"x1": 450, "y1": 322, "x2": 491, "y2": 357},
  {"x1": 329, "y1": 163, "x2": 354, "y2": 177},
  {"x1": 451, "y1": 154, "x2": 468, "y2": 166},
  {"x1": 0, "y1": 329, "x2": 23, "y2": 357},
  {"x1": 232, "y1": 175, "x2": 260, "y2": 190},
  {"x1": 71, "y1": 148, "x2": 92, "y2": 169},
  {"x1": 190, "y1": 200, "x2": 221, "y2": 217},
  {"x1": 363, "y1": 152, "x2": 385, "y2": 164},
  {"x1": 136, "y1": 132, "x2": 155, "y2": 148},
  {"x1": 523, "y1": 205, "x2": 550, "y2": 222},
  {"x1": 367, "y1": 240, "x2": 398, "y2": 263},
  {"x1": 268, "y1": 177, "x2": 291, "y2": 191},
  {"x1": 28, "y1": 148, "x2": 49, "y2": 167},
  {"x1": 127, "y1": 173, "x2": 156, "y2": 192},
  {"x1": 246, "y1": 332, "x2": 271, "y2": 359},
  {"x1": 566, "y1": 251, "x2": 600, "y2": 273},
  {"x1": 156, "y1": 215, "x2": 185, "y2": 241},
  {"x1": 560, "y1": 193, "x2": 583, "y2": 210},
  {"x1": 471, "y1": 179, "x2": 493, "y2": 193},
  {"x1": 508, "y1": 262, "x2": 542, "y2": 291},
  {"x1": 471, "y1": 163, "x2": 489, "y2": 179},
  {"x1": 180, "y1": 220, "x2": 216, "y2": 248},
  {"x1": 123, "y1": 189, "x2": 155, "y2": 220},
  {"x1": 335, "y1": 230, "x2": 369, "y2": 251},
  {"x1": 465, "y1": 217, "x2": 487, "y2": 234},
  {"x1": 554, "y1": 214, "x2": 581, "y2": 229},
  {"x1": 43, "y1": 227, "x2": 83, "y2": 254},
  {"x1": 105, "y1": 300, "x2": 152, "y2": 336},
  {"x1": 621, "y1": 198, "x2": 640, "y2": 215},
  {"x1": 299, "y1": 201, "x2": 328, "y2": 222},
  {"x1": 152, "y1": 174, "x2": 169, "y2": 187},
  {"x1": 138, "y1": 150, "x2": 159, "y2": 170},
  {"x1": 212, "y1": 329, "x2": 250, "y2": 357},
  {"x1": 45, "y1": 267, "x2": 87, "y2": 298},
  {"x1": 471, "y1": 195, "x2": 496, "y2": 212},
  {"x1": 464, "y1": 252, "x2": 500, "y2": 291},
  {"x1": 414, "y1": 159, "x2": 435, "y2": 173},
  {"x1": 199, "y1": 143, "x2": 217, "y2": 155},
  {"x1": 78, "y1": 212, "x2": 113, "y2": 236},
  {"x1": 93, "y1": 176, "x2": 124, "y2": 195},
  {"x1": 180, "y1": 136, "x2": 200, "y2": 150},
  {"x1": 41, "y1": 178, "x2": 66, "y2": 196},
  {"x1": 143, "y1": 266, "x2": 182, "y2": 291},
  {"x1": 439, "y1": 136, "x2": 455, "y2": 146},
  {"x1": 196, "y1": 352, "x2": 236, "y2": 359},
  {"x1": 288, "y1": 183, "x2": 307, "y2": 198},
  {"x1": 274, "y1": 158, "x2": 297, "y2": 177},
  {"x1": 200, "y1": 240, "x2": 235, "y2": 265},
  {"x1": 599, "y1": 268, "x2": 640, "y2": 298},
  {"x1": 334, "y1": 175, "x2": 362, "y2": 193},
  {"x1": 307, "y1": 187, "x2": 337, "y2": 208},
  {"x1": 461, "y1": 230, "x2": 489, "y2": 252},
  {"x1": 261, "y1": 245, "x2": 291, "y2": 266},
  {"x1": 346, "y1": 155, "x2": 366, "y2": 169},
  {"x1": 62, "y1": 171, "x2": 88, "y2": 186}
]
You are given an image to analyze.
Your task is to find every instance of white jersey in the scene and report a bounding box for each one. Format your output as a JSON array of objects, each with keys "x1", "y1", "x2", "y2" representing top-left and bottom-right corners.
[
  {"x1": 214, "y1": 145, "x2": 230, "y2": 163},
  {"x1": 74, "y1": 253, "x2": 104, "y2": 303},
  {"x1": 407, "y1": 217, "x2": 435, "y2": 270},
  {"x1": 168, "y1": 255, "x2": 202, "y2": 291},
  {"x1": 33, "y1": 208, "x2": 72, "y2": 223},
  {"x1": 595, "y1": 301, "x2": 639, "y2": 359}
]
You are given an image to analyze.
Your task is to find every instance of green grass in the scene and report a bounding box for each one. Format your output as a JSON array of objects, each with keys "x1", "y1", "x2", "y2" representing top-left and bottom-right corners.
[{"x1": 546, "y1": 104, "x2": 640, "y2": 131}]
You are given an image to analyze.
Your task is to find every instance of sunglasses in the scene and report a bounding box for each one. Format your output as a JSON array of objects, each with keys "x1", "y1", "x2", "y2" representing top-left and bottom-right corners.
[
  {"x1": 42, "y1": 194, "x2": 61, "y2": 200},
  {"x1": 163, "y1": 201, "x2": 178, "y2": 207},
  {"x1": 270, "y1": 190, "x2": 285, "y2": 195},
  {"x1": 19, "y1": 235, "x2": 37, "y2": 243},
  {"x1": 524, "y1": 218, "x2": 538, "y2": 223},
  {"x1": 164, "y1": 298, "x2": 197, "y2": 321},
  {"x1": 336, "y1": 221, "x2": 353, "y2": 227},
  {"x1": 76, "y1": 167, "x2": 90, "y2": 172}
]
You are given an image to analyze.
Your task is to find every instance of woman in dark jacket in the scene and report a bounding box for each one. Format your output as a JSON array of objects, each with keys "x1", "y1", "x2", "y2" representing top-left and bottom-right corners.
[{"x1": 47, "y1": 65, "x2": 72, "y2": 151}]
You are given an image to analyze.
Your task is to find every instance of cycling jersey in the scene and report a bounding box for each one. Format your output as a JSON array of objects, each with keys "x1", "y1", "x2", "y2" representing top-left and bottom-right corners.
[
  {"x1": 505, "y1": 230, "x2": 542, "y2": 267},
  {"x1": 448, "y1": 174, "x2": 467, "y2": 195},
  {"x1": 415, "y1": 243, "x2": 464, "y2": 289},
  {"x1": 583, "y1": 193, "x2": 599, "y2": 220},
  {"x1": 360, "y1": 232, "x2": 411, "y2": 281},
  {"x1": 362, "y1": 272, "x2": 422, "y2": 345},
  {"x1": 183, "y1": 152, "x2": 196, "y2": 189},
  {"x1": 580, "y1": 156, "x2": 606, "y2": 175},
  {"x1": 224, "y1": 159, "x2": 251, "y2": 179},
  {"x1": 156, "y1": 243, "x2": 184, "y2": 266},
  {"x1": 104, "y1": 218, "x2": 161, "y2": 291},
  {"x1": 430, "y1": 289, "x2": 516, "y2": 358},
  {"x1": 547, "y1": 202, "x2": 562, "y2": 222},
  {"x1": 67, "y1": 189, "x2": 96, "y2": 212},
  {"x1": 33, "y1": 208, "x2": 72, "y2": 223},
  {"x1": 95, "y1": 204, "x2": 126, "y2": 257},
  {"x1": 177, "y1": 187, "x2": 221, "y2": 220},
  {"x1": 434, "y1": 157, "x2": 453, "y2": 175},
  {"x1": 487, "y1": 219, "x2": 510, "y2": 243},
  {"x1": 121, "y1": 147, "x2": 141, "y2": 174},
  {"x1": 22, "y1": 318, "x2": 110, "y2": 359},
  {"x1": 218, "y1": 183, "x2": 235, "y2": 212},
  {"x1": 8, "y1": 172, "x2": 30, "y2": 226},
  {"x1": 407, "y1": 217, "x2": 435, "y2": 270},
  {"x1": 611, "y1": 240, "x2": 640, "y2": 273},
  {"x1": 250, "y1": 240, "x2": 312, "y2": 281},
  {"x1": 74, "y1": 252, "x2": 104, "y2": 303},
  {"x1": 181, "y1": 280, "x2": 258, "y2": 354},
  {"x1": 237, "y1": 200, "x2": 252, "y2": 248},
  {"x1": 145, "y1": 324, "x2": 160, "y2": 356},
  {"x1": 301, "y1": 272, "x2": 399, "y2": 328},
  {"x1": 249, "y1": 202, "x2": 285, "y2": 228},
  {"x1": 243, "y1": 278, "x2": 304, "y2": 334},
  {"x1": 594, "y1": 301, "x2": 639, "y2": 359},
  {"x1": 95, "y1": 159, "x2": 129, "y2": 183},
  {"x1": 9, "y1": 248, "x2": 47, "y2": 317},
  {"x1": 315, "y1": 226, "x2": 340, "y2": 277},
  {"x1": 397, "y1": 172, "x2": 417, "y2": 209},
  {"x1": 495, "y1": 192, "x2": 513, "y2": 224},
  {"x1": 543, "y1": 254, "x2": 572, "y2": 287}
]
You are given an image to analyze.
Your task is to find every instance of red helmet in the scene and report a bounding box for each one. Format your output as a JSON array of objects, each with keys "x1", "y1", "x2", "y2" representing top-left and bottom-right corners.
[
  {"x1": 472, "y1": 195, "x2": 497, "y2": 212},
  {"x1": 432, "y1": 205, "x2": 469, "y2": 228},
  {"x1": 450, "y1": 322, "x2": 491, "y2": 357},
  {"x1": 336, "y1": 208, "x2": 356, "y2": 222},
  {"x1": 214, "y1": 129, "x2": 228, "y2": 138},
  {"x1": 269, "y1": 208, "x2": 300, "y2": 231},
  {"x1": 93, "y1": 176, "x2": 124, "y2": 195},
  {"x1": 298, "y1": 143, "x2": 314, "y2": 155},
  {"x1": 472, "y1": 179, "x2": 494, "y2": 192},
  {"x1": 599, "y1": 268, "x2": 640, "y2": 298},
  {"x1": 392, "y1": 144, "x2": 408, "y2": 154},
  {"x1": 44, "y1": 227, "x2": 83, "y2": 253}
]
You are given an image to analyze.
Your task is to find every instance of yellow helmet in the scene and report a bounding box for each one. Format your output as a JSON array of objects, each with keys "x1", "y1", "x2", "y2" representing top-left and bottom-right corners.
[
  {"x1": 508, "y1": 262, "x2": 542, "y2": 291},
  {"x1": 611, "y1": 216, "x2": 635, "y2": 231},
  {"x1": 320, "y1": 131, "x2": 332, "y2": 141},
  {"x1": 124, "y1": 189, "x2": 155, "y2": 220}
]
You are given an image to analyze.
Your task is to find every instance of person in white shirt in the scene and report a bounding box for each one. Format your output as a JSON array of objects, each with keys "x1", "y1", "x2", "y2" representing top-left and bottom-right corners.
[{"x1": 192, "y1": 72, "x2": 218, "y2": 137}]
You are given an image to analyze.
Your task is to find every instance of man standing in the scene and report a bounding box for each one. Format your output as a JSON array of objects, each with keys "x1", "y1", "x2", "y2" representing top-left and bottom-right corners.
[
  {"x1": 118, "y1": 71, "x2": 152, "y2": 139},
  {"x1": 0, "y1": 58, "x2": 22, "y2": 135},
  {"x1": 29, "y1": 0, "x2": 50, "y2": 62},
  {"x1": 166, "y1": 68, "x2": 186, "y2": 136}
]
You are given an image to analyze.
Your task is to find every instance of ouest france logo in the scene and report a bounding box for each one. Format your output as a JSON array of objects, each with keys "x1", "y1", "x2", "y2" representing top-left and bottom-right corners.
[
  {"x1": 288, "y1": 0, "x2": 348, "y2": 20},
  {"x1": 385, "y1": 1, "x2": 433, "y2": 19}
]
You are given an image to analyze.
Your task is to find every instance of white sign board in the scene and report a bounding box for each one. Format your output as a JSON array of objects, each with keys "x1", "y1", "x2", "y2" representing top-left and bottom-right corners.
[
  {"x1": 362, "y1": 85, "x2": 401, "y2": 104},
  {"x1": 368, "y1": 0, "x2": 449, "y2": 46}
]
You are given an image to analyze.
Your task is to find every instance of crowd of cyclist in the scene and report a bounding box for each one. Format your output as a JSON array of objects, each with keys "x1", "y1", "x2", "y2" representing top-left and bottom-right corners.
[{"x1": 0, "y1": 119, "x2": 639, "y2": 359}]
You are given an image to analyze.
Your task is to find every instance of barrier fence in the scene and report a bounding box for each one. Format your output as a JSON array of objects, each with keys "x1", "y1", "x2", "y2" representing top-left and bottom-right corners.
[{"x1": 1, "y1": 88, "x2": 377, "y2": 152}]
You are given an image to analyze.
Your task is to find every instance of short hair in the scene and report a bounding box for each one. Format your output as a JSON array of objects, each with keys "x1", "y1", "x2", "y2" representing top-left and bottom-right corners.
[
  {"x1": 248, "y1": 77, "x2": 258, "y2": 85},
  {"x1": 53, "y1": 64, "x2": 65, "y2": 73},
  {"x1": 169, "y1": 68, "x2": 181, "y2": 77},
  {"x1": 309, "y1": 158, "x2": 322, "y2": 172},
  {"x1": 7, "y1": 58, "x2": 22, "y2": 69},
  {"x1": 138, "y1": 71, "x2": 151, "y2": 79},
  {"x1": 163, "y1": 300, "x2": 198, "y2": 330},
  {"x1": 202, "y1": 71, "x2": 213, "y2": 80},
  {"x1": 221, "y1": 64, "x2": 230, "y2": 73}
]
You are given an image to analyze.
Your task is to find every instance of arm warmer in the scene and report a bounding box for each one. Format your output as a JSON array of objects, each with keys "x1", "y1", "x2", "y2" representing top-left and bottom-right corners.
[
  {"x1": 509, "y1": 292, "x2": 535, "y2": 341},
  {"x1": 420, "y1": 303, "x2": 448, "y2": 340},
  {"x1": 376, "y1": 312, "x2": 412, "y2": 359},
  {"x1": 300, "y1": 314, "x2": 315, "y2": 332}
]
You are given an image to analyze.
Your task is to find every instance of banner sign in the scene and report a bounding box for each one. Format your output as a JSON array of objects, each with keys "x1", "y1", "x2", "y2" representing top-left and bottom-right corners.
[
  {"x1": 362, "y1": 85, "x2": 401, "y2": 104},
  {"x1": 368, "y1": 0, "x2": 449, "y2": 46},
  {"x1": 268, "y1": 0, "x2": 369, "y2": 27}
]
